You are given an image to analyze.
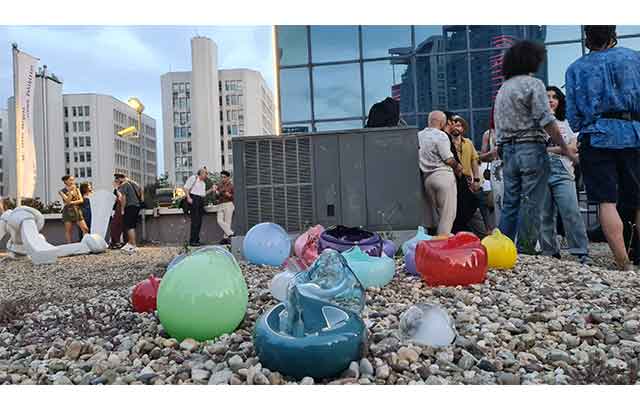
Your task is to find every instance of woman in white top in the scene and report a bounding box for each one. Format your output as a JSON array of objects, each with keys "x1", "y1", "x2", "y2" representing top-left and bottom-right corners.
[
  {"x1": 479, "y1": 109, "x2": 503, "y2": 225},
  {"x1": 540, "y1": 86, "x2": 589, "y2": 263}
]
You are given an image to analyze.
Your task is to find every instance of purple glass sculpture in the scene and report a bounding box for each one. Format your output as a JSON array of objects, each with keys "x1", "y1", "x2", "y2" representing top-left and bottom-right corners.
[{"x1": 318, "y1": 225, "x2": 383, "y2": 257}]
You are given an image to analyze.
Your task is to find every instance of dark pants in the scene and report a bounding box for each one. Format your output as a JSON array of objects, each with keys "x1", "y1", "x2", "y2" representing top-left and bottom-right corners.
[
  {"x1": 452, "y1": 177, "x2": 479, "y2": 233},
  {"x1": 190, "y1": 195, "x2": 205, "y2": 244}
]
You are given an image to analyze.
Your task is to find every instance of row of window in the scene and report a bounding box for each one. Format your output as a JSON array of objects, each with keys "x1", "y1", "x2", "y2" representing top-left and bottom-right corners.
[
  {"x1": 175, "y1": 141, "x2": 192, "y2": 155},
  {"x1": 64, "y1": 136, "x2": 92, "y2": 148},
  {"x1": 227, "y1": 124, "x2": 243, "y2": 136},
  {"x1": 175, "y1": 155, "x2": 193, "y2": 170},
  {"x1": 226, "y1": 94, "x2": 242, "y2": 106},
  {"x1": 65, "y1": 151, "x2": 92, "y2": 164},
  {"x1": 173, "y1": 111, "x2": 191, "y2": 125},
  {"x1": 65, "y1": 121, "x2": 91, "y2": 134},
  {"x1": 226, "y1": 109, "x2": 244, "y2": 122},
  {"x1": 225, "y1": 80, "x2": 243, "y2": 92},
  {"x1": 64, "y1": 105, "x2": 90, "y2": 118},
  {"x1": 172, "y1": 82, "x2": 192, "y2": 94},
  {"x1": 173, "y1": 96, "x2": 191, "y2": 112},
  {"x1": 113, "y1": 109, "x2": 136, "y2": 127},
  {"x1": 174, "y1": 126, "x2": 192, "y2": 139},
  {"x1": 65, "y1": 166, "x2": 92, "y2": 179}
]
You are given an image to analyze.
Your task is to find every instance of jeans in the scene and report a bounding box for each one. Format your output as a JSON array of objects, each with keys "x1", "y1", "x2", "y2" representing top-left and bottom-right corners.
[
  {"x1": 498, "y1": 143, "x2": 550, "y2": 254},
  {"x1": 540, "y1": 156, "x2": 589, "y2": 256},
  {"x1": 189, "y1": 195, "x2": 205, "y2": 244}
]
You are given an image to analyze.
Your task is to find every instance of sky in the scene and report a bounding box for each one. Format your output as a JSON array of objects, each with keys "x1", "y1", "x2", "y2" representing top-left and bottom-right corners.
[{"x1": 0, "y1": 26, "x2": 275, "y2": 175}]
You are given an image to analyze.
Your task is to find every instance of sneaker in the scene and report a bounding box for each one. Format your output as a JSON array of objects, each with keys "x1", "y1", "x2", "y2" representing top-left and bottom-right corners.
[
  {"x1": 121, "y1": 243, "x2": 132, "y2": 252},
  {"x1": 577, "y1": 255, "x2": 594, "y2": 265},
  {"x1": 219, "y1": 238, "x2": 231, "y2": 245},
  {"x1": 189, "y1": 241, "x2": 202, "y2": 247},
  {"x1": 552, "y1": 253, "x2": 561, "y2": 260}
]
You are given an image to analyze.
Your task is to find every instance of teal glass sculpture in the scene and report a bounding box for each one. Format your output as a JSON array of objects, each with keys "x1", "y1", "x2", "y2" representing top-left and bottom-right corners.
[
  {"x1": 254, "y1": 250, "x2": 367, "y2": 380},
  {"x1": 342, "y1": 246, "x2": 396, "y2": 288}
]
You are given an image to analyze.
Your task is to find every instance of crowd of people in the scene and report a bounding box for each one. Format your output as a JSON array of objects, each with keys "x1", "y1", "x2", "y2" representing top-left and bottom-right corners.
[
  {"x1": 419, "y1": 25, "x2": 640, "y2": 271},
  {"x1": 54, "y1": 167, "x2": 235, "y2": 253}
]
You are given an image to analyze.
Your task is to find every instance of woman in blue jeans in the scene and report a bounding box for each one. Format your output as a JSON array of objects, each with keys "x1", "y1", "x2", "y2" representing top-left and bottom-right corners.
[
  {"x1": 540, "y1": 86, "x2": 590, "y2": 263},
  {"x1": 494, "y1": 41, "x2": 575, "y2": 254}
]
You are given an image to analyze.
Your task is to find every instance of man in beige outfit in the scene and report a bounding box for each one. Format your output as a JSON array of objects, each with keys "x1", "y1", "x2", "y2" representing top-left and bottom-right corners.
[
  {"x1": 215, "y1": 170, "x2": 235, "y2": 245},
  {"x1": 418, "y1": 111, "x2": 463, "y2": 235}
]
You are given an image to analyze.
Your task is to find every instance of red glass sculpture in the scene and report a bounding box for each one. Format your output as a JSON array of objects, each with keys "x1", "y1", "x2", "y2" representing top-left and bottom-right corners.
[
  {"x1": 132, "y1": 275, "x2": 162, "y2": 313},
  {"x1": 415, "y1": 232, "x2": 488, "y2": 286}
]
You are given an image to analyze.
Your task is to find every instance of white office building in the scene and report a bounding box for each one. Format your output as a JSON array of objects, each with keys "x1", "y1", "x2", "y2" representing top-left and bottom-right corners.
[
  {"x1": 4, "y1": 69, "x2": 157, "y2": 203},
  {"x1": 0, "y1": 109, "x2": 6, "y2": 197},
  {"x1": 161, "y1": 36, "x2": 275, "y2": 185}
]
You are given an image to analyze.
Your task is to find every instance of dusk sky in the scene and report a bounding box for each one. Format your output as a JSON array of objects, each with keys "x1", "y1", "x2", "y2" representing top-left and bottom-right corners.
[{"x1": 0, "y1": 26, "x2": 275, "y2": 174}]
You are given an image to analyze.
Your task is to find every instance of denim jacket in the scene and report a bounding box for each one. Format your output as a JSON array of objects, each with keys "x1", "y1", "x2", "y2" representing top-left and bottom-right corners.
[{"x1": 565, "y1": 47, "x2": 640, "y2": 149}]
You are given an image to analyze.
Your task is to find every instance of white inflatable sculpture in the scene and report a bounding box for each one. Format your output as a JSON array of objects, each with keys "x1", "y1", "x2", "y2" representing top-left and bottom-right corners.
[{"x1": 0, "y1": 189, "x2": 115, "y2": 265}]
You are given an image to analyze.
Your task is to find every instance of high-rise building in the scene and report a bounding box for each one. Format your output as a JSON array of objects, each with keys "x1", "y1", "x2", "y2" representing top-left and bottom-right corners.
[
  {"x1": 161, "y1": 37, "x2": 275, "y2": 185},
  {"x1": 0, "y1": 108, "x2": 6, "y2": 197},
  {"x1": 4, "y1": 69, "x2": 157, "y2": 203}
]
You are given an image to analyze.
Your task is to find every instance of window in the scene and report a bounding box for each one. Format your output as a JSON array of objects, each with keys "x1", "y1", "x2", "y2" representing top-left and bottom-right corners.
[
  {"x1": 172, "y1": 83, "x2": 179, "y2": 93},
  {"x1": 74, "y1": 168, "x2": 78, "y2": 177},
  {"x1": 363, "y1": 60, "x2": 413, "y2": 116},
  {"x1": 72, "y1": 107, "x2": 77, "y2": 117},
  {"x1": 64, "y1": 137, "x2": 69, "y2": 148},
  {"x1": 179, "y1": 82, "x2": 185, "y2": 93},
  {"x1": 80, "y1": 168, "x2": 86, "y2": 178},
  {"x1": 79, "y1": 136, "x2": 85, "y2": 147},
  {"x1": 362, "y1": 26, "x2": 411, "y2": 59},
  {"x1": 415, "y1": 25, "x2": 467, "y2": 52},
  {"x1": 87, "y1": 167, "x2": 92, "y2": 178},
  {"x1": 86, "y1": 136, "x2": 91, "y2": 147},
  {"x1": 73, "y1": 122, "x2": 77, "y2": 132},
  {"x1": 313, "y1": 63, "x2": 362, "y2": 119},
  {"x1": 186, "y1": 112, "x2": 191, "y2": 123},
  {"x1": 73, "y1": 137, "x2": 78, "y2": 147},
  {"x1": 277, "y1": 25, "x2": 309, "y2": 66},
  {"x1": 78, "y1": 121, "x2": 84, "y2": 132},
  {"x1": 180, "y1": 112, "x2": 186, "y2": 125},
  {"x1": 86, "y1": 152, "x2": 91, "y2": 162},
  {"x1": 174, "y1": 112, "x2": 180, "y2": 123},
  {"x1": 85, "y1": 121, "x2": 90, "y2": 132},
  {"x1": 310, "y1": 26, "x2": 359, "y2": 63},
  {"x1": 279, "y1": 67, "x2": 312, "y2": 122},
  {"x1": 84, "y1": 106, "x2": 90, "y2": 116},
  {"x1": 65, "y1": 168, "x2": 70, "y2": 175},
  {"x1": 78, "y1": 106, "x2": 83, "y2": 117},
  {"x1": 64, "y1": 107, "x2": 68, "y2": 117},
  {"x1": 222, "y1": 111, "x2": 226, "y2": 121},
  {"x1": 79, "y1": 152, "x2": 85, "y2": 162}
]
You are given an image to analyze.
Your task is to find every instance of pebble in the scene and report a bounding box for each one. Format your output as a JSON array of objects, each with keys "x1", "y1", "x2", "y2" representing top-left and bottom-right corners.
[
  {"x1": 359, "y1": 358, "x2": 374, "y2": 377},
  {"x1": 179, "y1": 339, "x2": 199, "y2": 352},
  {"x1": 300, "y1": 377, "x2": 314, "y2": 385},
  {"x1": 376, "y1": 365, "x2": 390, "y2": 380},
  {"x1": 1, "y1": 244, "x2": 638, "y2": 386}
]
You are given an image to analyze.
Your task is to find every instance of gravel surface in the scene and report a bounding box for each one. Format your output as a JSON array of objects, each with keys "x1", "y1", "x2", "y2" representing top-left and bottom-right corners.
[{"x1": 1, "y1": 243, "x2": 639, "y2": 385}]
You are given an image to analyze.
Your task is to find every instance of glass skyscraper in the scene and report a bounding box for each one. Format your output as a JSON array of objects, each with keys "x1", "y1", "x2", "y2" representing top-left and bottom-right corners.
[{"x1": 275, "y1": 25, "x2": 640, "y2": 146}]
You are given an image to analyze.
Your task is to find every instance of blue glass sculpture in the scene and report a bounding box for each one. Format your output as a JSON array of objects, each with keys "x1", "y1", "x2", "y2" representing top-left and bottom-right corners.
[
  {"x1": 254, "y1": 249, "x2": 367, "y2": 380},
  {"x1": 243, "y1": 222, "x2": 292, "y2": 266},
  {"x1": 342, "y1": 246, "x2": 396, "y2": 288}
]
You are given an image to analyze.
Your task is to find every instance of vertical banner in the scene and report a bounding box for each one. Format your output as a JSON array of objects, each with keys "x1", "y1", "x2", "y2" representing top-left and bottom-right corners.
[{"x1": 13, "y1": 46, "x2": 39, "y2": 203}]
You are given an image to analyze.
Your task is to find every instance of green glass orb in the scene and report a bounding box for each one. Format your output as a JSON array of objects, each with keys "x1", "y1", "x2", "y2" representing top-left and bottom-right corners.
[{"x1": 157, "y1": 246, "x2": 248, "y2": 341}]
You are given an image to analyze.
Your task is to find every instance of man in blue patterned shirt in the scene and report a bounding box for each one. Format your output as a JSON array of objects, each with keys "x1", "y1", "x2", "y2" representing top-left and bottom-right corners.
[{"x1": 566, "y1": 25, "x2": 640, "y2": 271}]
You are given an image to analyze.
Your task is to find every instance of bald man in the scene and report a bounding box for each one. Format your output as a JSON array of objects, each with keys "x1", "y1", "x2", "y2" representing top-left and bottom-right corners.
[{"x1": 418, "y1": 111, "x2": 464, "y2": 235}]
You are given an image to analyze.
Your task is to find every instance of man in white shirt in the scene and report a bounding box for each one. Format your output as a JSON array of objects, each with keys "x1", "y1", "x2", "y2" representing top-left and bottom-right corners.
[
  {"x1": 418, "y1": 111, "x2": 463, "y2": 235},
  {"x1": 184, "y1": 167, "x2": 214, "y2": 246}
]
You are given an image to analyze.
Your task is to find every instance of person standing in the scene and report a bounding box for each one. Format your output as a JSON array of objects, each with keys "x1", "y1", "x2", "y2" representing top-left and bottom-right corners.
[
  {"x1": 479, "y1": 108, "x2": 504, "y2": 225},
  {"x1": 184, "y1": 168, "x2": 213, "y2": 246},
  {"x1": 566, "y1": 25, "x2": 640, "y2": 271},
  {"x1": 539, "y1": 86, "x2": 590, "y2": 263},
  {"x1": 79, "y1": 182, "x2": 93, "y2": 233},
  {"x1": 418, "y1": 111, "x2": 463, "y2": 235},
  {"x1": 59, "y1": 175, "x2": 89, "y2": 243},
  {"x1": 215, "y1": 170, "x2": 236, "y2": 245},
  {"x1": 494, "y1": 40, "x2": 575, "y2": 254},
  {"x1": 115, "y1": 173, "x2": 143, "y2": 253},
  {"x1": 444, "y1": 113, "x2": 481, "y2": 233},
  {"x1": 109, "y1": 182, "x2": 125, "y2": 249}
]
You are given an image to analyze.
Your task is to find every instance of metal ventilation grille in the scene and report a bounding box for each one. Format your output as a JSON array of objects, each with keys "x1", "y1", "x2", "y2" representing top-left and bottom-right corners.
[{"x1": 242, "y1": 136, "x2": 313, "y2": 232}]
